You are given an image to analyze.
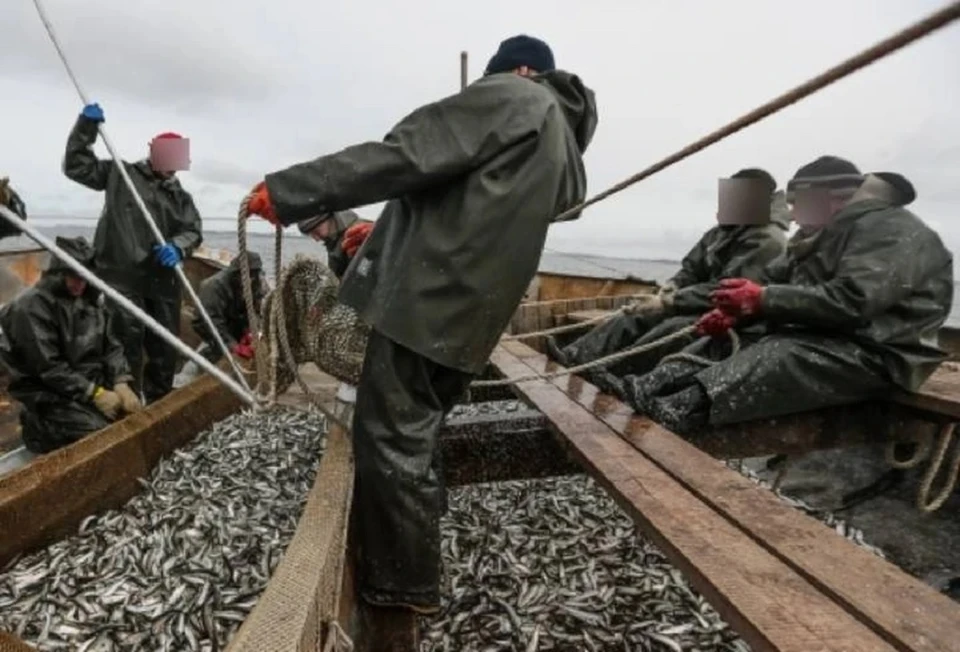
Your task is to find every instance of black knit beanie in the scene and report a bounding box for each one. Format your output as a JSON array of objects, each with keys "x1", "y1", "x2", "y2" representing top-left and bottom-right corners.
[
  {"x1": 731, "y1": 168, "x2": 777, "y2": 195},
  {"x1": 787, "y1": 156, "x2": 863, "y2": 194},
  {"x1": 485, "y1": 35, "x2": 555, "y2": 75}
]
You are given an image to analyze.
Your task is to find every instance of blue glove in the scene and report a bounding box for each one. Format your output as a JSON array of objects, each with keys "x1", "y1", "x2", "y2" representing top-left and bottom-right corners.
[
  {"x1": 153, "y1": 243, "x2": 182, "y2": 268},
  {"x1": 81, "y1": 103, "x2": 104, "y2": 123}
]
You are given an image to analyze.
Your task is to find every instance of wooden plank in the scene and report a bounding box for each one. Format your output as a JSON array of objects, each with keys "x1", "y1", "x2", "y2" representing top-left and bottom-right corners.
[
  {"x1": 491, "y1": 346, "x2": 896, "y2": 652},
  {"x1": 894, "y1": 363, "x2": 960, "y2": 419},
  {"x1": 511, "y1": 347, "x2": 960, "y2": 652},
  {"x1": 0, "y1": 374, "x2": 244, "y2": 567}
]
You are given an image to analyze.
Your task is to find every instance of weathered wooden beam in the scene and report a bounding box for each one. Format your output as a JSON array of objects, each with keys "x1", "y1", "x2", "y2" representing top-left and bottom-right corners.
[
  {"x1": 491, "y1": 345, "x2": 896, "y2": 652},
  {"x1": 0, "y1": 373, "x2": 244, "y2": 567},
  {"x1": 508, "y1": 345, "x2": 960, "y2": 652}
]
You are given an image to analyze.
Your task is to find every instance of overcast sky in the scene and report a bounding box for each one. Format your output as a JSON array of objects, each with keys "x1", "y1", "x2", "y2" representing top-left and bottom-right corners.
[{"x1": 2, "y1": 0, "x2": 958, "y2": 260}]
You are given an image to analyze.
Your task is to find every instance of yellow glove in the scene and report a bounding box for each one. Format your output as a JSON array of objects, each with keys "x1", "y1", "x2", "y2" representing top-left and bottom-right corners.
[
  {"x1": 624, "y1": 294, "x2": 665, "y2": 317},
  {"x1": 92, "y1": 387, "x2": 122, "y2": 420},
  {"x1": 114, "y1": 383, "x2": 143, "y2": 414},
  {"x1": 0, "y1": 177, "x2": 11, "y2": 205}
]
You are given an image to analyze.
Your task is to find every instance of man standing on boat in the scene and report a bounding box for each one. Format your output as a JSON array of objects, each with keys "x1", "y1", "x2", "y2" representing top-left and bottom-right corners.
[
  {"x1": 0, "y1": 236, "x2": 142, "y2": 454},
  {"x1": 623, "y1": 157, "x2": 953, "y2": 434},
  {"x1": 547, "y1": 168, "x2": 787, "y2": 392},
  {"x1": 297, "y1": 210, "x2": 372, "y2": 280},
  {"x1": 62, "y1": 103, "x2": 203, "y2": 404},
  {"x1": 0, "y1": 177, "x2": 28, "y2": 239},
  {"x1": 245, "y1": 34, "x2": 598, "y2": 649}
]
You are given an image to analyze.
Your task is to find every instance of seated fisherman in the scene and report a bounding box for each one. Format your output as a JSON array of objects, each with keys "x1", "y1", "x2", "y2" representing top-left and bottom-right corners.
[
  {"x1": 0, "y1": 236, "x2": 142, "y2": 454},
  {"x1": 173, "y1": 252, "x2": 267, "y2": 387},
  {"x1": 547, "y1": 167, "x2": 787, "y2": 389},
  {"x1": 297, "y1": 210, "x2": 372, "y2": 279},
  {"x1": 0, "y1": 176, "x2": 28, "y2": 239},
  {"x1": 620, "y1": 156, "x2": 953, "y2": 435}
]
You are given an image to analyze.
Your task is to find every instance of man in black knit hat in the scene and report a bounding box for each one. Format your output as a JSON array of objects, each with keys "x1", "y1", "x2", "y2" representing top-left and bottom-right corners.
[
  {"x1": 620, "y1": 155, "x2": 953, "y2": 435},
  {"x1": 244, "y1": 33, "x2": 597, "y2": 650}
]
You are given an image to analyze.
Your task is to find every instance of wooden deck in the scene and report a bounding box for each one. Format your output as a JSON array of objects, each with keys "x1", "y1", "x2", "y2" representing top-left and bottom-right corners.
[{"x1": 490, "y1": 340, "x2": 960, "y2": 652}]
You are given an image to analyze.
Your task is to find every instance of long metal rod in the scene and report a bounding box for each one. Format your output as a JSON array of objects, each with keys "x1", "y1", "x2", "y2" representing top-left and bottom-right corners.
[
  {"x1": 0, "y1": 206, "x2": 257, "y2": 407},
  {"x1": 460, "y1": 51, "x2": 468, "y2": 90},
  {"x1": 30, "y1": 0, "x2": 252, "y2": 394},
  {"x1": 554, "y1": 0, "x2": 960, "y2": 221}
]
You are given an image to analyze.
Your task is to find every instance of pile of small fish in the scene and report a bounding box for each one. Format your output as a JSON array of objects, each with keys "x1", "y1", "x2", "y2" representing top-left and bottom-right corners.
[
  {"x1": 0, "y1": 407, "x2": 328, "y2": 652},
  {"x1": 423, "y1": 474, "x2": 748, "y2": 652}
]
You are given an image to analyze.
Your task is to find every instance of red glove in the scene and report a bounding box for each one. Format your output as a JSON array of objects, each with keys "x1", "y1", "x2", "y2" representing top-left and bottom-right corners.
[
  {"x1": 246, "y1": 181, "x2": 279, "y2": 226},
  {"x1": 695, "y1": 309, "x2": 737, "y2": 337},
  {"x1": 711, "y1": 278, "x2": 764, "y2": 316},
  {"x1": 342, "y1": 222, "x2": 374, "y2": 258},
  {"x1": 231, "y1": 341, "x2": 255, "y2": 359}
]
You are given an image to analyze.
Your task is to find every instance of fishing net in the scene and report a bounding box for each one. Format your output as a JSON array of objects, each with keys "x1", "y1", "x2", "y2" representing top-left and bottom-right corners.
[{"x1": 259, "y1": 255, "x2": 370, "y2": 396}]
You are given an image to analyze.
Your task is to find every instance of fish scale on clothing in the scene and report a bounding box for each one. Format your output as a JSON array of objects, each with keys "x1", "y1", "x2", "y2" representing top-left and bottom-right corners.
[{"x1": 0, "y1": 408, "x2": 327, "y2": 652}]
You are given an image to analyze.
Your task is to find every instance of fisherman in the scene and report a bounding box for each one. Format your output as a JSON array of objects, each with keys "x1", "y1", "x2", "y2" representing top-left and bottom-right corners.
[
  {"x1": 547, "y1": 168, "x2": 787, "y2": 392},
  {"x1": 0, "y1": 236, "x2": 142, "y2": 454},
  {"x1": 621, "y1": 156, "x2": 953, "y2": 434},
  {"x1": 244, "y1": 34, "x2": 597, "y2": 648},
  {"x1": 0, "y1": 177, "x2": 28, "y2": 239},
  {"x1": 297, "y1": 209, "x2": 372, "y2": 279},
  {"x1": 62, "y1": 103, "x2": 203, "y2": 404},
  {"x1": 173, "y1": 252, "x2": 266, "y2": 388}
]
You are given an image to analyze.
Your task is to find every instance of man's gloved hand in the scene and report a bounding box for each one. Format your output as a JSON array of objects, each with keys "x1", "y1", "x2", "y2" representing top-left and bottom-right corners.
[
  {"x1": 82, "y1": 103, "x2": 105, "y2": 123},
  {"x1": 711, "y1": 278, "x2": 764, "y2": 317},
  {"x1": 246, "y1": 181, "x2": 280, "y2": 226},
  {"x1": 624, "y1": 294, "x2": 664, "y2": 317},
  {"x1": 153, "y1": 243, "x2": 182, "y2": 268},
  {"x1": 342, "y1": 222, "x2": 374, "y2": 257},
  {"x1": 231, "y1": 341, "x2": 255, "y2": 359},
  {"x1": 695, "y1": 309, "x2": 737, "y2": 338},
  {"x1": 114, "y1": 383, "x2": 143, "y2": 414},
  {"x1": 657, "y1": 281, "x2": 677, "y2": 299},
  {"x1": 92, "y1": 386, "x2": 122, "y2": 420},
  {"x1": 239, "y1": 329, "x2": 253, "y2": 347}
]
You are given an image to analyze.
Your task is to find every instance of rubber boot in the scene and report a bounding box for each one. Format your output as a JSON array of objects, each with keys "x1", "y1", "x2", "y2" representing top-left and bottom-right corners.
[{"x1": 355, "y1": 603, "x2": 421, "y2": 652}]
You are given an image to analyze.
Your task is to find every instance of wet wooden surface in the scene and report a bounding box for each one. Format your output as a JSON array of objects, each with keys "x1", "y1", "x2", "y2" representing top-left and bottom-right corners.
[
  {"x1": 508, "y1": 348, "x2": 960, "y2": 652},
  {"x1": 491, "y1": 344, "x2": 900, "y2": 652}
]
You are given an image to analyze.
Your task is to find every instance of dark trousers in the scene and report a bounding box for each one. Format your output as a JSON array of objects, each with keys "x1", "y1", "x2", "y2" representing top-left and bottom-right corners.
[
  {"x1": 564, "y1": 312, "x2": 696, "y2": 376},
  {"x1": 106, "y1": 274, "x2": 182, "y2": 403},
  {"x1": 351, "y1": 329, "x2": 472, "y2": 610},
  {"x1": 18, "y1": 393, "x2": 110, "y2": 454}
]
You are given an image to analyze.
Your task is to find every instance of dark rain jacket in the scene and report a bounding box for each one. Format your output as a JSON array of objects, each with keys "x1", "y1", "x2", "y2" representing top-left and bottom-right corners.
[
  {"x1": 62, "y1": 115, "x2": 203, "y2": 287},
  {"x1": 758, "y1": 198, "x2": 953, "y2": 390},
  {"x1": 668, "y1": 223, "x2": 787, "y2": 314},
  {"x1": 192, "y1": 253, "x2": 265, "y2": 349},
  {"x1": 264, "y1": 70, "x2": 598, "y2": 373},
  {"x1": 0, "y1": 239, "x2": 131, "y2": 405}
]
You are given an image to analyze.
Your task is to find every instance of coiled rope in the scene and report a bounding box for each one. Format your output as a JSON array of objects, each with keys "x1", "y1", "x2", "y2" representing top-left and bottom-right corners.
[{"x1": 884, "y1": 423, "x2": 960, "y2": 513}]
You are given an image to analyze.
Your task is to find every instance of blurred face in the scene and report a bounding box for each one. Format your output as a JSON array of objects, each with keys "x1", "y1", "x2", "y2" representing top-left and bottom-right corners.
[
  {"x1": 64, "y1": 274, "x2": 87, "y2": 297},
  {"x1": 309, "y1": 218, "x2": 337, "y2": 242},
  {"x1": 790, "y1": 188, "x2": 846, "y2": 234}
]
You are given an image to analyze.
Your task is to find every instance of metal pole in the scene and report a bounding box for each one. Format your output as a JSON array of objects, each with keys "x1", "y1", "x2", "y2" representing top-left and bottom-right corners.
[
  {"x1": 460, "y1": 51, "x2": 468, "y2": 90},
  {"x1": 0, "y1": 206, "x2": 257, "y2": 407},
  {"x1": 30, "y1": 0, "x2": 252, "y2": 394}
]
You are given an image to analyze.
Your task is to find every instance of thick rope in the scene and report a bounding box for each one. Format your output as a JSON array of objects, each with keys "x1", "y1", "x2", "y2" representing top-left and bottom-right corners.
[
  {"x1": 474, "y1": 324, "x2": 740, "y2": 387},
  {"x1": 501, "y1": 304, "x2": 631, "y2": 341},
  {"x1": 884, "y1": 433, "x2": 934, "y2": 470},
  {"x1": 914, "y1": 422, "x2": 960, "y2": 513},
  {"x1": 551, "y1": 1, "x2": 960, "y2": 222}
]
